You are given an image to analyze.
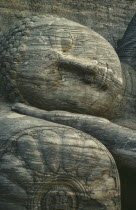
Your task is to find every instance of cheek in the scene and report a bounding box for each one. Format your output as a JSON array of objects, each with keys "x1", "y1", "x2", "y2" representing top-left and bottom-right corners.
[{"x1": 16, "y1": 72, "x2": 116, "y2": 116}]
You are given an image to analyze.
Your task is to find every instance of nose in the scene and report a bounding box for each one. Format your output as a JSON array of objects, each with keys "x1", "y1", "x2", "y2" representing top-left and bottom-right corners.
[
  {"x1": 57, "y1": 54, "x2": 109, "y2": 89},
  {"x1": 58, "y1": 54, "x2": 100, "y2": 76},
  {"x1": 58, "y1": 54, "x2": 110, "y2": 86}
]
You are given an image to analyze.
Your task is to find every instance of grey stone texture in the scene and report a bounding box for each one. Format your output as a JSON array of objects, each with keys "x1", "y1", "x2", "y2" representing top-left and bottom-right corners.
[
  {"x1": 117, "y1": 13, "x2": 136, "y2": 70},
  {"x1": 0, "y1": 15, "x2": 123, "y2": 119},
  {"x1": 0, "y1": 15, "x2": 123, "y2": 210},
  {"x1": 0, "y1": 0, "x2": 136, "y2": 47},
  {"x1": 0, "y1": 101, "x2": 120, "y2": 210},
  {"x1": 1, "y1": 12, "x2": 136, "y2": 210}
]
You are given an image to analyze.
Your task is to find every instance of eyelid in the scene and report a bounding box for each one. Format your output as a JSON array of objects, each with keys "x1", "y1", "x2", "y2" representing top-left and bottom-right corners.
[
  {"x1": 61, "y1": 37, "x2": 73, "y2": 52},
  {"x1": 55, "y1": 30, "x2": 73, "y2": 53}
]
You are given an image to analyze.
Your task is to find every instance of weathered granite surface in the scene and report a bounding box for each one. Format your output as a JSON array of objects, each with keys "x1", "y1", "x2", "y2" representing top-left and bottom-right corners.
[
  {"x1": 1, "y1": 13, "x2": 136, "y2": 210},
  {"x1": 117, "y1": 13, "x2": 136, "y2": 70},
  {"x1": 0, "y1": 15, "x2": 122, "y2": 210},
  {"x1": 0, "y1": 15, "x2": 123, "y2": 119},
  {"x1": 1, "y1": 0, "x2": 136, "y2": 47},
  {"x1": 0, "y1": 101, "x2": 120, "y2": 210}
]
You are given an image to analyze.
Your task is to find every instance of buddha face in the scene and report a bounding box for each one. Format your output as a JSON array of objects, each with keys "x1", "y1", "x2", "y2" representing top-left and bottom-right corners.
[{"x1": 3, "y1": 16, "x2": 124, "y2": 117}]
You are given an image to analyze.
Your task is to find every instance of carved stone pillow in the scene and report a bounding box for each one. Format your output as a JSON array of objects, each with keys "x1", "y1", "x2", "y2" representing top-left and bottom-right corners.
[{"x1": 0, "y1": 113, "x2": 120, "y2": 209}]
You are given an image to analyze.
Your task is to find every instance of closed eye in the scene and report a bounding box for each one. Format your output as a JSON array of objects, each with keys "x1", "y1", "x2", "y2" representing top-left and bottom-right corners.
[{"x1": 55, "y1": 29, "x2": 73, "y2": 53}]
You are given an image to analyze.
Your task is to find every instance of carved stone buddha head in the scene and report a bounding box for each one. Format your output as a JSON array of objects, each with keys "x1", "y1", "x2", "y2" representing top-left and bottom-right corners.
[{"x1": 0, "y1": 15, "x2": 124, "y2": 118}]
